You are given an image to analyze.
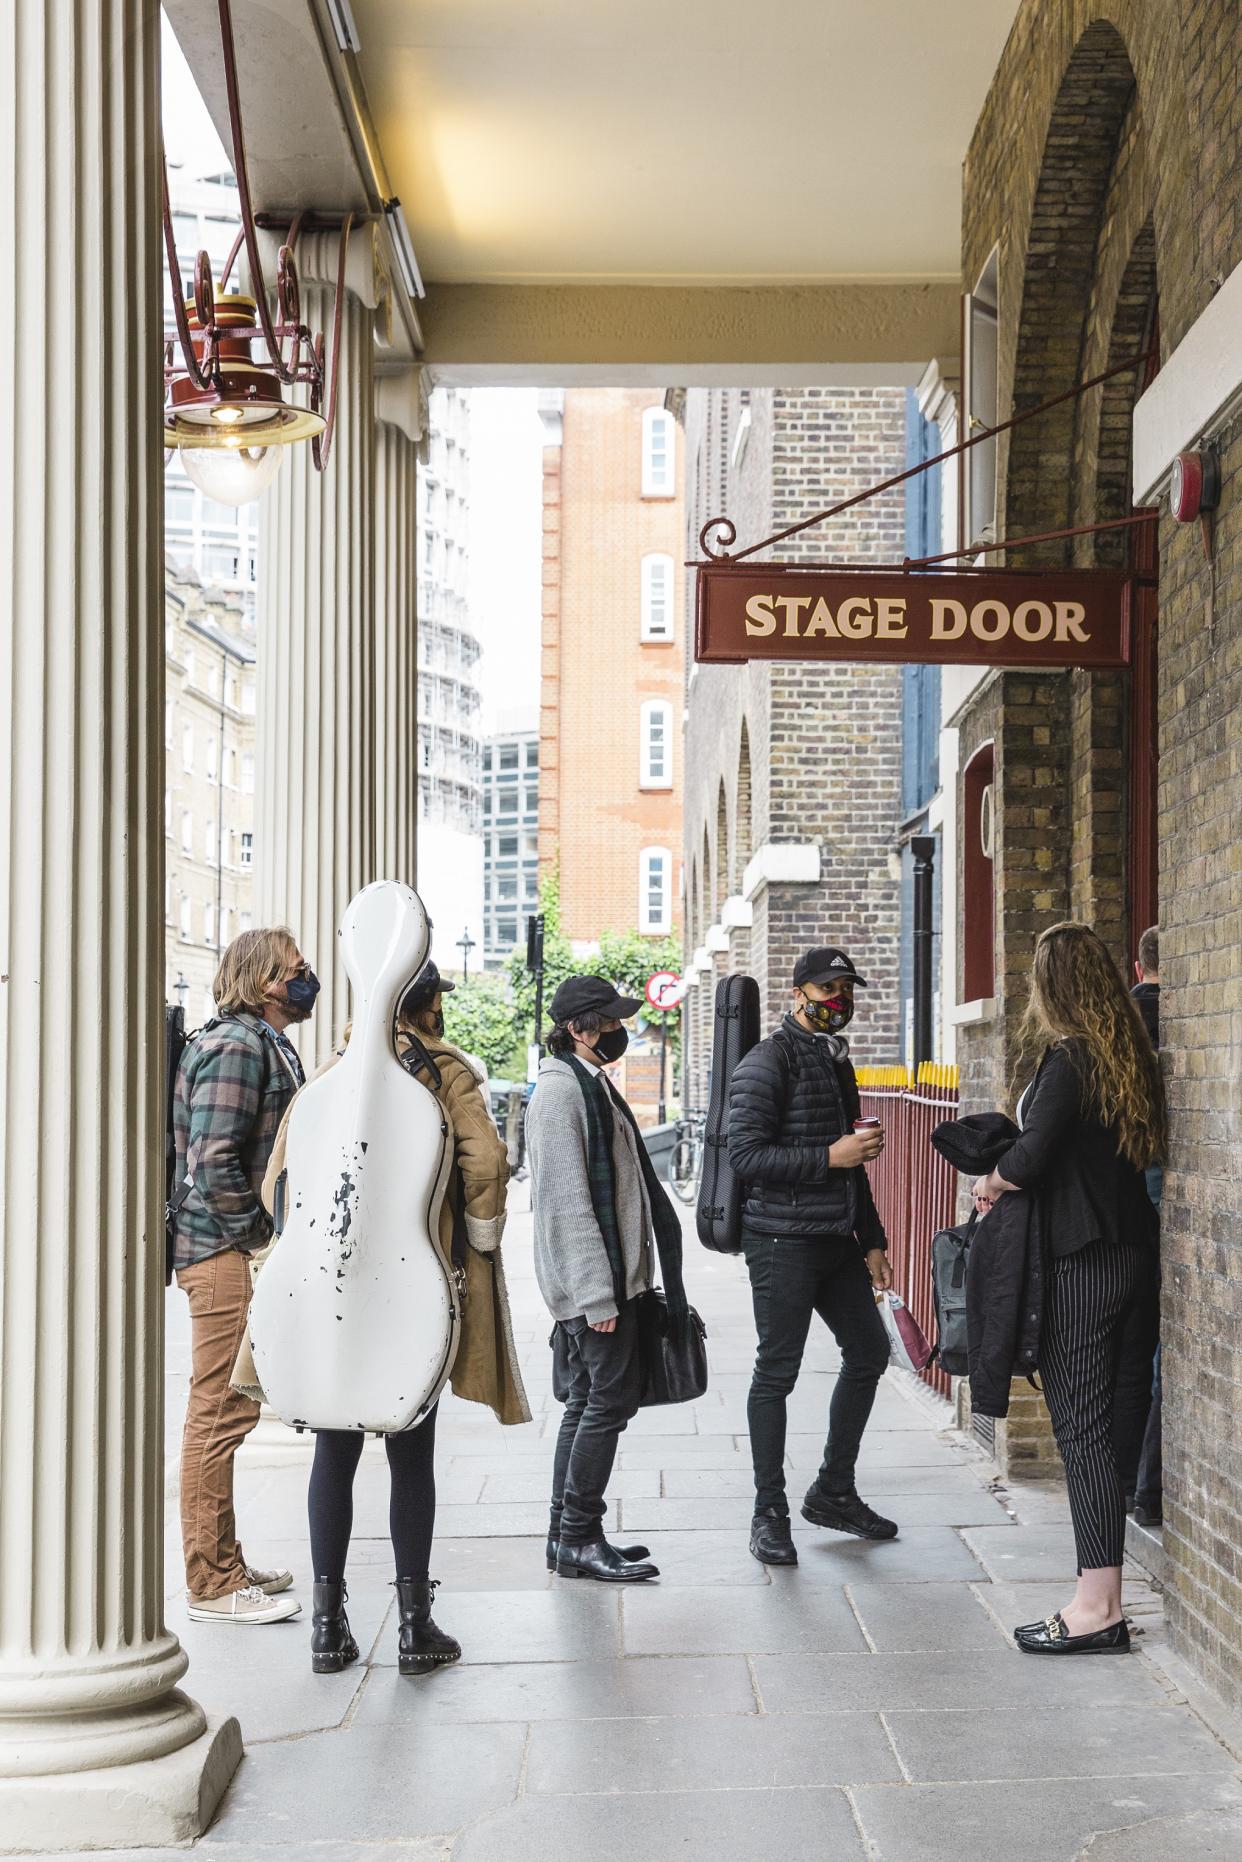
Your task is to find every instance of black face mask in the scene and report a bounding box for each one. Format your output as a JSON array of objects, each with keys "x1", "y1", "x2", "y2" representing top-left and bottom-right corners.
[
  {"x1": 592, "y1": 1026, "x2": 629, "y2": 1064},
  {"x1": 800, "y1": 991, "x2": 853, "y2": 1034},
  {"x1": 428, "y1": 1010, "x2": 445, "y2": 1039},
  {"x1": 284, "y1": 969, "x2": 321, "y2": 1018}
]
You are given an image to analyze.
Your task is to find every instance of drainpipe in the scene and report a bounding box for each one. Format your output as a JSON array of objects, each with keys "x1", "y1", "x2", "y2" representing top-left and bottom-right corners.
[{"x1": 911, "y1": 834, "x2": 937, "y2": 1069}]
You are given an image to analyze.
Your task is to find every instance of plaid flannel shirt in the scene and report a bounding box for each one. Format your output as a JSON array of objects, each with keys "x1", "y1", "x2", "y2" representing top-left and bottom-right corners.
[{"x1": 171, "y1": 1012, "x2": 304, "y2": 1270}]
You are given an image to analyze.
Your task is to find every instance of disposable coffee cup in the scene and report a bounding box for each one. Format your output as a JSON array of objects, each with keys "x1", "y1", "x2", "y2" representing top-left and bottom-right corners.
[{"x1": 854, "y1": 1117, "x2": 882, "y2": 1134}]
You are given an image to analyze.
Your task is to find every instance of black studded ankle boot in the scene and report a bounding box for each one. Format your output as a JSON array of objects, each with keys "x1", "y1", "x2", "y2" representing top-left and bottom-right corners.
[
  {"x1": 395, "y1": 1578, "x2": 461, "y2": 1676},
  {"x1": 310, "y1": 1580, "x2": 360, "y2": 1674}
]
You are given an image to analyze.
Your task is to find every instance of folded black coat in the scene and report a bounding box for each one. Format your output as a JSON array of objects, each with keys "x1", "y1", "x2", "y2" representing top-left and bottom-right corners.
[{"x1": 931, "y1": 1113, "x2": 1046, "y2": 1420}]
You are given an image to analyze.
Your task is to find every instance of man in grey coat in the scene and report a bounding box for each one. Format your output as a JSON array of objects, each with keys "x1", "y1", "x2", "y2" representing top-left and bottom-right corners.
[{"x1": 526, "y1": 975, "x2": 660, "y2": 1582}]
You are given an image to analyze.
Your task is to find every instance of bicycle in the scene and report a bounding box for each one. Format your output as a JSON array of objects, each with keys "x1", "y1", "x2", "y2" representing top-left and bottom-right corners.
[{"x1": 668, "y1": 1110, "x2": 706, "y2": 1205}]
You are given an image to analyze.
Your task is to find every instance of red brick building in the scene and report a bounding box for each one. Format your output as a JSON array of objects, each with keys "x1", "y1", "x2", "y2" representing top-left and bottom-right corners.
[{"x1": 538, "y1": 388, "x2": 684, "y2": 950}]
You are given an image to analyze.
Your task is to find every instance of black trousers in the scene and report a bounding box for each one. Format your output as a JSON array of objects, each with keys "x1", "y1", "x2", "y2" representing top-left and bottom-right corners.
[
  {"x1": 308, "y1": 1406, "x2": 438, "y2": 1584},
  {"x1": 743, "y1": 1234, "x2": 890, "y2": 1514},
  {"x1": 1040, "y1": 1241, "x2": 1158, "y2": 1571},
  {"x1": 550, "y1": 1300, "x2": 643, "y2": 1545}
]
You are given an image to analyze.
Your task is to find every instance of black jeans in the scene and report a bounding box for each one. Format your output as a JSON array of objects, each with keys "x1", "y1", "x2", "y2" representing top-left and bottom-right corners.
[
  {"x1": 1110, "y1": 1248, "x2": 1160, "y2": 1496},
  {"x1": 744, "y1": 1234, "x2": 890, "y2": 1513},
  {"x1": 550, "y1": 1299, "x2": 643, "y2": 1545},
  {"x1": 309, "y1": 1407, "x2": 438, "y2": 1584}
]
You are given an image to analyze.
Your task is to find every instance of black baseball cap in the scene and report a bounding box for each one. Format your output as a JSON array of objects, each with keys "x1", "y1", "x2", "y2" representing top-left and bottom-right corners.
[
  {"x1": 550, "y1": 975, "x2": 642, "y2": 1024},
  {"x1": 793, "y1": 946, "x2": 869, "y2": 989},
  {"x1": 400, "y1": 959, "x2": 456, "y2": 1015}
]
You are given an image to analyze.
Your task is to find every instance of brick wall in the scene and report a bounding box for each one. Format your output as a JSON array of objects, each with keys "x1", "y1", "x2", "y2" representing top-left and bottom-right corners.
[
  {"x1": 681, "y1": 387, "x2": 906, "y2": 1097},
  {"x1": 959, "y1": 0, "x2": 1242, "y2": 1706}
]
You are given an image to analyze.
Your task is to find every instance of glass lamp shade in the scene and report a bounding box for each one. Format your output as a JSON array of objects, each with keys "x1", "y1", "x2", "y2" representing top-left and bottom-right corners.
[{"x1": 178, "y1": 441, "x2": 284, "y2": 506}]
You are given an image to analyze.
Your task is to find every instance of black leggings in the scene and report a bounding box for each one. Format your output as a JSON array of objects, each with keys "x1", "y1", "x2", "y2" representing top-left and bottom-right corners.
[{"x1": 308, "y1": 1406, "x2": 438, "y2": 1584}]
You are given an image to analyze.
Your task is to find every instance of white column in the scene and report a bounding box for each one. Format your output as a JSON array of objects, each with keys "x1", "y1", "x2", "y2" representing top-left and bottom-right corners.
[
  {"x1": 375, "y1": 373, "x2": 423, "y2": 887},
  {"x1": 0, "y1": 0, "x2": 239, "y2": 1844},
  {"x1": 256, "y1": 230, "x2": 386, "y2": 1059}
]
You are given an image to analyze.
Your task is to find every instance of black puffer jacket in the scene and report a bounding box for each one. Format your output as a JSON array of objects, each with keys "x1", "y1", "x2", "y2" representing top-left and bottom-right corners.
[{"x1": 727, "y1": 1015, "x2": 886, "y2": 1248}]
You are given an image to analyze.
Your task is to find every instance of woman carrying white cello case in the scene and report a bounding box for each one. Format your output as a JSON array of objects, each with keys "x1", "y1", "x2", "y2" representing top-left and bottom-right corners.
[{"x1": 248, "y1": 882, "x2": 529, "y2": 1675}]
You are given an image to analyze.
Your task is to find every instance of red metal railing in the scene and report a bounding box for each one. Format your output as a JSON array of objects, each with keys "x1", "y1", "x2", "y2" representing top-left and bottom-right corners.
[{"x1": 857, "y1": 1064, "x2": 960, "y2": 1399}]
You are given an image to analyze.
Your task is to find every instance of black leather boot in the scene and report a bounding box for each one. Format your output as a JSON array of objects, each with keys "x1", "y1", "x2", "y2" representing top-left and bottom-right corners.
[
  {"x1": 750, "y1": 1506, "x2": 798, "y2": 1566},
  {"x1": 555, "y1": 1538, "x2": 659, "y2": 1582},
  {"x1": 310, "y1": 1580, "x2": 359, "y2": 1674},
  {"x1": 546, "y1": 1505, "x2": 649, "y2": 1572},
  {"x1": 395, "y1": 1578, "x2": 461, "y2": 1676}
]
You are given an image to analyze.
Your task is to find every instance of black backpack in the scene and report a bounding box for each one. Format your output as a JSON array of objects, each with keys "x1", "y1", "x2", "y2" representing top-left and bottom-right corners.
[
  {"x1": 696, "y1": 973, "x2": 761, "y2": 1255},
  {"x1": 163, "y1": 1005, "x2": 194, "y2": 1285},
  {"x1": 929, "y1": 1210, "x2": 977, "y2": 1375}
]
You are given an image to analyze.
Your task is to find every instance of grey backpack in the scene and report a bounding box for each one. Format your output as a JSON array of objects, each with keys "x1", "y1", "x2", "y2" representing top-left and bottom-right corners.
[{"x1": 929, "y1": 1211, "x2": 977, "y2": 1376}]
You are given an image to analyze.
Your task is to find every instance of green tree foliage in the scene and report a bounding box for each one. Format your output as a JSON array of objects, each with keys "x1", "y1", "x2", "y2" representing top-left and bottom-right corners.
[
  {"x1": 506, "y1": 867, "x2": 684, "y2": 1056},
  {"x1": 442, "y1": 970, "x2": 528, "y2": 1082}
]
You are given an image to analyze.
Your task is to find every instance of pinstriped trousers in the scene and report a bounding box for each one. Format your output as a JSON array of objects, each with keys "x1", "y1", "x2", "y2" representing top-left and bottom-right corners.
[{"x1": 1039, "y1": 1238, "x2": 1157, "y2": 1571}]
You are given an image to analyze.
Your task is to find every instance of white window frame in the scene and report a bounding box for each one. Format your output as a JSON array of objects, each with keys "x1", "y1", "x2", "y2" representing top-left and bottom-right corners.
[
  {"x1": 182, "y1": 724, "x2": 194, "y2": 773},
  {"x1": 640, "y1": 552, "x2": 675, "y2": 642},
  {"x1": 641, "y1": 407, "x2": 676, "y2": 498},
  {"x1": 240, "y1": 830, "x2": 253, "y2": 871},
  {"x1": 639, "y1": 845, "x2": 672, "y2": 935},
  {"x1": 180, "y1": 809, "x2": 193, "y2": 854},
  {"x1": 640, "y1": 699, "x2": 673, "y2": 790}
]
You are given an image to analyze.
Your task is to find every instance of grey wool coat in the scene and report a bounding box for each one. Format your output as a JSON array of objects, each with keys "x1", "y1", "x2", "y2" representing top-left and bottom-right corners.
[{"x1": 525, "y1": 1055, "x2": 654, "y2": 1325}]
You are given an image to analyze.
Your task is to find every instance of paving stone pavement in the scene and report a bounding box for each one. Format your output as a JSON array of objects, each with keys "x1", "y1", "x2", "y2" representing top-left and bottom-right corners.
[{"x1": 125, "y1": 1186, "x2": 1242, "y2": 1862}]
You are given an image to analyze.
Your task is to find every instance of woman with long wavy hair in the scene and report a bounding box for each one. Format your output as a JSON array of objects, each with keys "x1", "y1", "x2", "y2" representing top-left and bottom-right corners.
[{"x1": 973, "y1": 922, "x2": 1165, "y2": 1655}]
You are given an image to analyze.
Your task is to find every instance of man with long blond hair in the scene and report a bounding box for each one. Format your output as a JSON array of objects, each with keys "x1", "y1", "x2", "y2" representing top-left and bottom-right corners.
[{"x1": 171, "y1": 925, "x2": 320, "y2": 1623}]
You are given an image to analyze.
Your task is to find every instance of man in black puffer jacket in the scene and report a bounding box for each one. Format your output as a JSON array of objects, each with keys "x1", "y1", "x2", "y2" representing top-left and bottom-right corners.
[{"x1": 728, "y1": 947, "x2": 897, "y2": 1565}]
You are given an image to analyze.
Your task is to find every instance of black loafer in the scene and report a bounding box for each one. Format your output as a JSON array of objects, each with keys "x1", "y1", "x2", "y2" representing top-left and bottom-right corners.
[
  {"x1": 1014, "y1": 1612, "x2": 1130, "y2": 1655},
  {"x1": 555, "y1": 1538, "x2": 659, "y2": 1582},
  {"x1": 750, "y1": 1507, "x2": 798, "y2": 1566},
  {"x1": 801, "y1": 1487, "x2": 898, "y2": 1541}
]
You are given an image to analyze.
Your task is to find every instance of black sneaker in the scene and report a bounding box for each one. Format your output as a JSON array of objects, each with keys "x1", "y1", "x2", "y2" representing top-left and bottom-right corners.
[
  {"x1": 1132, "y1": 1499, "x2": 1163, "y2": 1527},
  {"x1": 801, "y1": 1486, "x2": 898, "y2": 1540},
  {"x1": 750, "y1": 1506, "x2": 798, "y2": 1566}
]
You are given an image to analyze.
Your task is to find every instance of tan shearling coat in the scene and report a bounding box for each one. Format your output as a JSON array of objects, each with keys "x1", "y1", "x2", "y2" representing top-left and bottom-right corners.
[{"x1": 234, "y1": 1033, "x2": 530, "y2": 1427}]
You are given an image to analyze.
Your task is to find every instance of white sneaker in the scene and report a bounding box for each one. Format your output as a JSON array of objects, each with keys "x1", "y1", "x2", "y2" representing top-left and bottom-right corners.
[
  {"x1": 243, "y1": 1562, "x2": 294, "y2": 1596},
  {"x1": 187, "y1": 1583, "x2": 302, "y2": 1624}
]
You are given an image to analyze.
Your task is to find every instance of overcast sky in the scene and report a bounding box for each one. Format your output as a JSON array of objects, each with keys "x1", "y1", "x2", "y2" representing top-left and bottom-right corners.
[
  {"x1": 163, "y1": 18, "x2": 228, "y2": 177},
  {"x1": 467, "y1": 391, "x2": 543, "y2": 736}
]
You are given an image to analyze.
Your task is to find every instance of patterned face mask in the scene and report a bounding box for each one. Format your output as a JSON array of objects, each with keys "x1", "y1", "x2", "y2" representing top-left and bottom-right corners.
[{"x1": 800, "y1": 991, "x2": 853, "y2": 1034}]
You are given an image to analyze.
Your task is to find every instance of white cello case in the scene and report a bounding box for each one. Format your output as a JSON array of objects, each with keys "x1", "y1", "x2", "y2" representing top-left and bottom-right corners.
[{"x1": 249, "y1": 881, "x2": 458, "y2": 1433}]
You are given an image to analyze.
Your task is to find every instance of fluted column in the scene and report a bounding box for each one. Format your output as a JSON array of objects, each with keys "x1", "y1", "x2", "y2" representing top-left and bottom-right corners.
[
  {"x1": 375, "y1": 373, "x2": 422, "y2": 887},
  {"x1": 257, "y1": 229, "x2": 385, "y2": 1059},
  {"x1": 0, "y1": 0, "x2": 239, "y2": 1845}
]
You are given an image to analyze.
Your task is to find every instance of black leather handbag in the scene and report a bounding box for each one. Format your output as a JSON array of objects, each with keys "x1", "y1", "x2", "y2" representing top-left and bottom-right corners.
[{"x1": 636, "y1": 1288, "x2": 708, "y2": 1406}]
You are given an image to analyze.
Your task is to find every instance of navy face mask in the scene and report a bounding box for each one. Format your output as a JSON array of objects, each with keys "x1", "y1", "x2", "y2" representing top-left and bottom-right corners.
[{"x1": 283, "y1": 969, "x2": 321, "y2": 1017}]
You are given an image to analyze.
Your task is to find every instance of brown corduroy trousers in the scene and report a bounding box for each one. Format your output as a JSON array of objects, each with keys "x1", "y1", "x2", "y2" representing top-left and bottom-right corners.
[{"x1": 176, "y1": 1247, "x2": 261, "y2": 1600}]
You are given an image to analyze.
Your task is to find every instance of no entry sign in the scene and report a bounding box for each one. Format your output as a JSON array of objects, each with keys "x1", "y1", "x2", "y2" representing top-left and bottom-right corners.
[{"x1": 695, "y1": 565, "x2": 1134, "y2": 670}]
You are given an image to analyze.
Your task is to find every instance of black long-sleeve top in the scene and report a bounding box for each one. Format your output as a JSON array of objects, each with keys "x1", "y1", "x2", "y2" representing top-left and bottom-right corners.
[{"x1": 996, "y1": 1042, "x2": 1157, "y2": 1258}]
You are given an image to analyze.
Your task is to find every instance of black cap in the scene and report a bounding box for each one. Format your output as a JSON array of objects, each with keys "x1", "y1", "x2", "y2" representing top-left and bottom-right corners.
[
  {"x1": 400, "y1": 959, "x2": 456, "y2": 1016},
  {"x1": 549, "y1": 974, "x2": 642, "y2": 1024},
  {"x1": 792, "y1": 946, "x2": 869, "y2": 989}
]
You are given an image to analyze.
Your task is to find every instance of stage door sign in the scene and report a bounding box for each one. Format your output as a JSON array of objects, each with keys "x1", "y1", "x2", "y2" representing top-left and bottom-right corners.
[{"x1": 695, "y1": 566, "x2": 1134, "y2": 670}]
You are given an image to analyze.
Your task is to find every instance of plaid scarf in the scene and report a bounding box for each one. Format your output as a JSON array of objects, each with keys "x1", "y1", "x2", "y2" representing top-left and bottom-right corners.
[{"x1": 566, "y1": 1056, "x2": 687, "y2": 1321}]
